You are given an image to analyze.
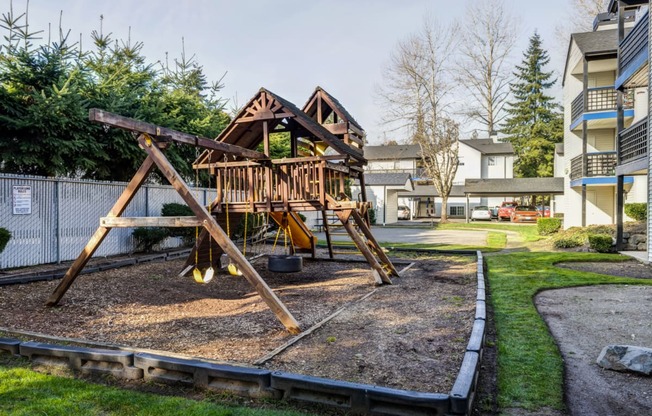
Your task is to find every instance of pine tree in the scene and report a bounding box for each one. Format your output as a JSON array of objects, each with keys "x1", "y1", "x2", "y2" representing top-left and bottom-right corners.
[{"x1": 501, "y1": 32, "x2": 562, "y2": 178}]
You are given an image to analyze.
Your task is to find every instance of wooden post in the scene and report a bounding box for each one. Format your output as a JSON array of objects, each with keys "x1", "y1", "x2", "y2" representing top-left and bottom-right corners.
[
  {"x1": 335, "y1": 210, "x2": 391, "y2": 285},
  {"x1": 139, "y1": 136, "x2": 301, "y2": 334},
  {"x1": 46, "y1": 155, "x2": 157, "y2": 306},
  {"x1": 321, "y1": 210, "x2": 334, "y2": 259}
]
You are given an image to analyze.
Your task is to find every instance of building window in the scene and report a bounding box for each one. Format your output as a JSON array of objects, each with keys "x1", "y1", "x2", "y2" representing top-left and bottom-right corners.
[
  {"x1": 449, "y1": 206, "x2": 464, "y2": 216},
  {"x1": 488, "y1": 156, "x2": 496, "y2": 166}
]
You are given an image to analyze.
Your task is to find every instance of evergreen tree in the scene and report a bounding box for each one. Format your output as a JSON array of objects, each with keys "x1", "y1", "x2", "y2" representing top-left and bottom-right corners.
[{"x1": 501, "y1": 32, "x2": 562, "y2": 178}]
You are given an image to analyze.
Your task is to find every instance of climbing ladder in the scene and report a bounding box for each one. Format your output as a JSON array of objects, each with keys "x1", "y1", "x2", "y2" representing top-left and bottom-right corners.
[{"x1": 323, "y1": 196, "x2": 399, "y2": 285}]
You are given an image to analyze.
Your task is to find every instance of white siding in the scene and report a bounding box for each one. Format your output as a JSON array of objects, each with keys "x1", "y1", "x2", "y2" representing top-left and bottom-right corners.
[{"x1": 587, "y1": 129, "x2": 615, "y2": 151}]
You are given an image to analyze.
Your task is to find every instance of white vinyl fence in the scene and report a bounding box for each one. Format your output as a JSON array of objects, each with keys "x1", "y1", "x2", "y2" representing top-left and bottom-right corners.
[{"x1": 0, "y1": 174, "x2": 216, "y2": 269}]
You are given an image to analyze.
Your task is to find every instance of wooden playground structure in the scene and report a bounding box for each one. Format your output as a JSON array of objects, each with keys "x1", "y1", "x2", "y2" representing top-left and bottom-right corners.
[{"x1": 46, "y1": 87, "x2": 399, "y2": 334}]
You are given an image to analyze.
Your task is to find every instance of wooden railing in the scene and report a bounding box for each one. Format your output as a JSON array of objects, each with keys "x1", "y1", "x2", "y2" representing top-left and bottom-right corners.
[
  {"x1": 570, "y1": 87, "x2": 634, "y2": 124},
  {"x1": 213, "y1": 158, "x2": 349, "y2": 211},
  {"x1": 570, "y1": 151, "x2": 617, "y2": 180},
  {"x1": 619, "y1": 10, "x2": 648, "y2": 76},
  {"x1": 618, "y1": 118, "x2": 648, "y2": 166}
]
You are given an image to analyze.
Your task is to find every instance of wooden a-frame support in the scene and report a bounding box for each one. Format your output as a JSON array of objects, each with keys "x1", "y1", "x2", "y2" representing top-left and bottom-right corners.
[
  {"x1": 47, "y1": 134, "x2": 301, "y2": 335},
  {"x1": 334, "y1": 209, "x2": 398, "y2": 285}
]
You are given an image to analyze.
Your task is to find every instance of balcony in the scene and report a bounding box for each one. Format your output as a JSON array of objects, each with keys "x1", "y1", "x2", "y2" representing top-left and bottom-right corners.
[
  {"x1": 617, "y1": 118, "x2": 648, "y2": 175},
  {"x1": 570, "y1": 87, "x2": 634, "y2": 130},
  {"x1": 616, "y1": 10, "x2": 648, "y2": 89},
  {"x1": 570, "y1": 151, "x2": 617, "y2": 181}
]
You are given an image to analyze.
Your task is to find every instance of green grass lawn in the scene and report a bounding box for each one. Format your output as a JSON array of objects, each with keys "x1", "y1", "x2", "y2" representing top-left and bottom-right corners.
[
  {"x1": 0, "y1": 356, "x2": 312, "y2": 416},
  {"x1": 487, "y1": 251, "x2": 652, "y2": 411},
  {"x1": 323, "y1": 229, "x2": 507, "y2": 253},
  {"x1": 437, "y1": 221, "x2": 542, "y2": 242}
]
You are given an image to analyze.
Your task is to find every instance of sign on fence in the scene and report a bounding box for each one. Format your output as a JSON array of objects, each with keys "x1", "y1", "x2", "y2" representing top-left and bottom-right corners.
[{"x1": 12, "y1": 185, "x2": 31, "y2": 215}]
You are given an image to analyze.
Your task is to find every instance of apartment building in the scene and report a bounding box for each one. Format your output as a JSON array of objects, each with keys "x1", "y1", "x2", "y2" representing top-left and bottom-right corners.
[
  {"x1": 606, "y1": 0, "x2": 651, "y2": 257},
  {"x1": 558, "y1": 7, "x2": 648, "y2": 230},
  {"x1": 356, "y1": 139, "x2": 514, "y2": 222}
]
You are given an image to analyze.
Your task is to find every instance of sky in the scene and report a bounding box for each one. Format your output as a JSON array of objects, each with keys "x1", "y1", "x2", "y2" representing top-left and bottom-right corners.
[{"x1": 10, "y1": 0, "x2": 580, "y2": 144}]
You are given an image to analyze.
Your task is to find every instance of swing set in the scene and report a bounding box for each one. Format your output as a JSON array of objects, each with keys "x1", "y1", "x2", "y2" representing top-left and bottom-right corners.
[{"x1": 46, "y1": 87, "x2": 399, "y2": 334}]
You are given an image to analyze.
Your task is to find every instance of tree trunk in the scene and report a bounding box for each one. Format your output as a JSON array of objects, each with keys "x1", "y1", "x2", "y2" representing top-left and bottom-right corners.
[{"x1": 440, "y1": 196, "x2": 449, "y2": 223}]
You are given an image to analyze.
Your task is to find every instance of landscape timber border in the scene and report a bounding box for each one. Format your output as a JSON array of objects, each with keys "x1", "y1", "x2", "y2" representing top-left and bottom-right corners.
[{"x1": 0, "y1": 250, "x2": 486, "y2": 415}]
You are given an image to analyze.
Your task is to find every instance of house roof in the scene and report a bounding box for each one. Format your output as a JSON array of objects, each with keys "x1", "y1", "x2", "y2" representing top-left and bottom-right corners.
[
  {"x1": 460, "y1": 139, "x2": 514, "y2": 155},
  {"x1": 364, "y1": 144, "x2": 421, "y2": 160},
  {"x1": 398, "y1": 184, "x2": 466, "y2": 198},
  {"x1": 464, "y1": 178, "x2": 564, "y2": 196},
  {"x1": 358, "y1": 172, "x2": 413, "y2": 187},
  {"x1": 571, "y1": 29, "x2": 619, "y2": 56},
  {"x1": 563, "y1": 28, "x2": 623, "y2": 85}
]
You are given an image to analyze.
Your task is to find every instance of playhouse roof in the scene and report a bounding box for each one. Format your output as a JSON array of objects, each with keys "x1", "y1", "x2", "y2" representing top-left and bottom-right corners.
[{"x1": 195, "y1": 88, "x2": 365, "y2": 166}]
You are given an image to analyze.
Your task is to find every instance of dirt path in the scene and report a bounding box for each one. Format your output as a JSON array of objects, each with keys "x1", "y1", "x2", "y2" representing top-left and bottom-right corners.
[{"x1": 536, "y1": 285, "x2": 652, "y2": 415}]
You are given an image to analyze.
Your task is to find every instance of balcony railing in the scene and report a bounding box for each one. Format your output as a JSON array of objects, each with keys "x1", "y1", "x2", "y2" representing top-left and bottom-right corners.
[
  {"x1": 619, "y1": 10, "x2": 648, "y2": 75},
  {"x1": 570, "y1": 151, "x2": 617, "y2": 180},
  {"x1": 618, "y1": 118, "x2": 648, "y2": 165},
  {"x1": 570, "y1": 87, "x2": 634, "y2": 123}
]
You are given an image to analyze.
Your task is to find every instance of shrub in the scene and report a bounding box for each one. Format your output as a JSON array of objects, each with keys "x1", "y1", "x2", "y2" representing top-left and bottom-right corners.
[
  {"x1": 161, "y1": 202, "x2": 194, "y2": 242},
  {"x1": 537, "y1": 218, "x2": 562, "y2": 235},
  {"x1": 588, "y1": 234, "x2": 613, "y2": 253},
  {"x1": 368, "y1": 208, "x2": 376, "y2": 225},
  {"x1": 552, "y1": 233, "x2": 585, "y2": 248},
  {"x1": 624, "y1": 203, "x2": 647, "y2": 221},
  {"x1": 0, "y1": 227, "x2": 11, "y2": 254},
  {"x1": 132, "y1": 227, "x2": 169, "y2": 252}
]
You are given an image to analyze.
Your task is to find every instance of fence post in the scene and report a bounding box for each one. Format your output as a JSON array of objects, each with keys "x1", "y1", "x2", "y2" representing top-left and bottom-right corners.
[
  {"x1": 145, "y1": 185, "x2": 149, "y2": 216},
  {"x1": 56, "y1": 179, "x2": 62, "y2": 264}
]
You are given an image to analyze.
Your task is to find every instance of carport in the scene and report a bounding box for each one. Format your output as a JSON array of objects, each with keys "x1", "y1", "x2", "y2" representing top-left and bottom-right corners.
[{"x1": 463, "y1": 178, "x2": 564, "y2": 223}]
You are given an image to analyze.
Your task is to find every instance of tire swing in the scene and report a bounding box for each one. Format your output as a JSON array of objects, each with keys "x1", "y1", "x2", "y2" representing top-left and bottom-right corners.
[{"x1": 268, "y1": 213, "x2": 303, "y2": 273}]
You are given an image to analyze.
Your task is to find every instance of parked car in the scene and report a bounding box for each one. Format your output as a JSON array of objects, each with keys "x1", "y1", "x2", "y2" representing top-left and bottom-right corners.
[
  {"x1": 490, "y1": 206, "x2": 500, "y2": 219},
  {"x1": 398, "y1": 205, "x2": 411, "y2": 220},
  {"x1": 536, "y1": 205, "x2": 551, "y2": 217},
  {"x1": 510, "y1": 205, "x2": 541, "y2": 223},
  {"x1": 471, "y1": 205, "x2": 492, "y2": 221},
  {"x1": 497, "y1": 201, "x2": 519, "y2": 221}
]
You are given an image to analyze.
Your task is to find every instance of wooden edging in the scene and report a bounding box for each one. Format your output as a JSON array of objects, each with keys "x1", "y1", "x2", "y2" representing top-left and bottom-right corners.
[{"x1": 0, "y1": 253, "x2": 487, "y2": 415}]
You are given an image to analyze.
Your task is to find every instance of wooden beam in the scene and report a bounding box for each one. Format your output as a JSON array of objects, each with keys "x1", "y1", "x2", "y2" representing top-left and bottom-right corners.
[
  {"x1": 335, "y1": 210, "x2": 388, "y2": 285},
  {"x1": 46, "y1": 155, "x2": 156, "y2": 306},
  {"x1": 100, "y1": 216, "x2": 202, "y2": 228},
  {"x1": 322, "y1": 123, "x2": 348, "y2": 135},
  {"x1": 89, "y1": 108, "x2": 267, "y2": 160},
  {"x1": 234, "y1": 112, "x2": 295, "y2": 123},
  {"x1": 350, "y1": 209, "x2": 400, "y2": 277},
  {"x1": 138, "y1": 135, "x2": 301, "y2": 334}
]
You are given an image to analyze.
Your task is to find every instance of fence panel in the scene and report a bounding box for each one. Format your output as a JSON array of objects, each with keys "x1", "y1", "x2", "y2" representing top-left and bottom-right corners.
[{"x1": 0, "y1": 174, "x2": 210, "y2": 269}]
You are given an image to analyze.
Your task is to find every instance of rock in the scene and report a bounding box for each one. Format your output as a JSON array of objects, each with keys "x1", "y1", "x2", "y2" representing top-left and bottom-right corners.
[
  {"x1": 637, "y1": 243, "x2": 647, "y2": 251},
  {"x1": 628, "y1": 234, "x2": 647, "y2": 246},
  {"x1": 597, "y1": 345, "x2": 652, "y2": 375},
  {"x1": 626, "y1": 244, "x2": 638, "y2": 251},
  {"x1": 623, "y1": 232, "x2": 630, "y2": 239}
]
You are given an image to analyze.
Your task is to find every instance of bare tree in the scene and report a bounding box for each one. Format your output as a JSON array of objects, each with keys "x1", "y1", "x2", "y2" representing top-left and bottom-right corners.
[
  {"x1": 377, "y1": 18, "x2": 460, "y2": 222},
  {"x1": 415, "y1": 117, "x2": 460, "y2": 222},
  {"x1": 555, "y1": 0, "x2": 609, "y2": 42},
  {"x1": 457, "y1": 0, "x2": 518, "y2": 136}
]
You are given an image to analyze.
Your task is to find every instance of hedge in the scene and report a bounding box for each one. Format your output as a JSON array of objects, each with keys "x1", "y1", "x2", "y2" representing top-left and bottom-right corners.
[
  {"x1": 624, "y1": 203, "x2": 647, "y2": 221},
  {"x1": 537, "y1": 218, "x2": 562, "y2": 235},
  {"x1": 0, "y1": 227, "x2": 11, "y2": 254},
  {"x1": 588, "y1": 234, "x2": 613, "y2": 253}
]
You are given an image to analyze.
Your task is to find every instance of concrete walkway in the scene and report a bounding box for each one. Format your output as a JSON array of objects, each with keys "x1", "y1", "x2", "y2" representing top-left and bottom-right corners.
[{"x1": 313, "y1": 226, "x2": 488, "y2": 246}]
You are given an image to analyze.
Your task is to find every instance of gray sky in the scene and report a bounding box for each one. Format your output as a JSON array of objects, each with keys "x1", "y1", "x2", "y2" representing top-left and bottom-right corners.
[{"x1": 16, "y1": 0, "x2": 575, "y2": 143}]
